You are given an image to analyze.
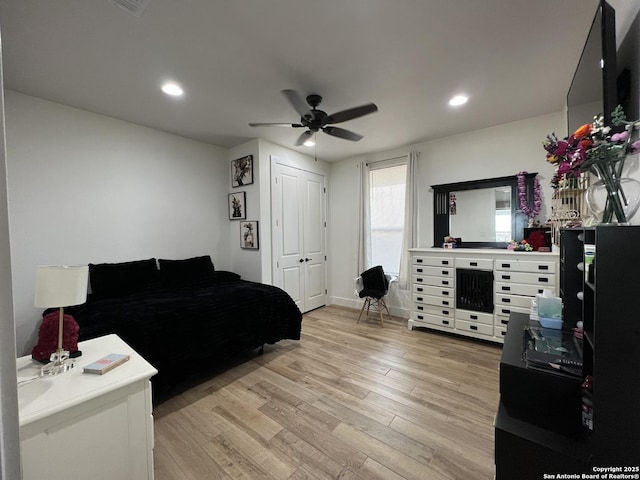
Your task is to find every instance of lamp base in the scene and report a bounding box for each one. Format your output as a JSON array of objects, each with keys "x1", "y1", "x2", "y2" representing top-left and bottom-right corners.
[{"x1": 41, "y1": 349, "x2": 74, "y2": 376}]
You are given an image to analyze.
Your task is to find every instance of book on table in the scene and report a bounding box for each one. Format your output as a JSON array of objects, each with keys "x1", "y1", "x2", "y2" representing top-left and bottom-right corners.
[{"x1": 83, "y1": 353, "x2": 130, "y2": 375}]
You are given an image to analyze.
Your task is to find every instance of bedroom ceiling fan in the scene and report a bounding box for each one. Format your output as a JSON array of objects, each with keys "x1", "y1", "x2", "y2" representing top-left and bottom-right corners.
[{"x1": 249, "y1": 90, "x2": 378, "y2": 146}]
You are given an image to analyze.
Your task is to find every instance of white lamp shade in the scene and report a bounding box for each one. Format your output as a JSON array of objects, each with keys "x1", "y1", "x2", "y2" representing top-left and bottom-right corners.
[{"x1": 34, "y1": 265, "x2": 89, "y2": 308}]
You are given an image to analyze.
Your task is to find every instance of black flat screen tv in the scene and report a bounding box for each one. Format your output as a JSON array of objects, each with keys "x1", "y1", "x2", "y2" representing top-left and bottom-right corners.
[{"x1": 566, "y1": 0, "x2": 617, "y2": 136}]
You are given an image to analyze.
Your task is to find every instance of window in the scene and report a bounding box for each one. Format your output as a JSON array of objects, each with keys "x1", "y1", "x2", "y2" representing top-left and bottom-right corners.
[{"x1": 369, "y1": 163, "x2": 407, "y2": 276}]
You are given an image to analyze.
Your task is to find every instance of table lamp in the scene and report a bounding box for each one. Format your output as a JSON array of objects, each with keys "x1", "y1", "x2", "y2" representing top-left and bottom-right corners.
[{"x1": 34, "y1": 265, "x2": 88, "y2": 376}]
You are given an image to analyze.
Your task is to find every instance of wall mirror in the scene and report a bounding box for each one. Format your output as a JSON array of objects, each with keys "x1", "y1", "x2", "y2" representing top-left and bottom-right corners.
[{"x1": 432, "y1": 173, "x2": 537, "y2": 248}]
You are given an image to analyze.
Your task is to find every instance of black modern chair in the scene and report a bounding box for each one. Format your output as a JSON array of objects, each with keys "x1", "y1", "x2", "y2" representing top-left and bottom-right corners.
[{"x1": 356, "y1": 265, "x2": 391, "y2": 326}]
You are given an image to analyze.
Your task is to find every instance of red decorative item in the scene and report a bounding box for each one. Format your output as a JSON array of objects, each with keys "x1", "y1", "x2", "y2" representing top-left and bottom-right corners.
[
  {"x1": 526, "y1": 230, "x2": 548, "y2": 251},
  {"x1": 31, "y1": 311, "x2": 80, "y2": 363}
]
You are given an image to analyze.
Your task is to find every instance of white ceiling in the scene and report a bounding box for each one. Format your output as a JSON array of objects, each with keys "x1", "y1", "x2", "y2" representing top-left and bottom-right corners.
[{"x1": 0, "y1": 0, "x2": 600, "y2": 162}]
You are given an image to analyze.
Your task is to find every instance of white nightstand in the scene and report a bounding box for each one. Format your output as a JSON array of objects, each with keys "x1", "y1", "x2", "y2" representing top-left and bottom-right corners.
[{"x1": 17, "y1": 334, "x2": 158, "y2": 480}]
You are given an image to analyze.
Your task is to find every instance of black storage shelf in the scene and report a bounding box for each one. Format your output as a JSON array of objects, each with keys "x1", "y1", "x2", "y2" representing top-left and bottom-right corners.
[{"x1": 495, "y1": 225, "x2": 640, "y2": 476}]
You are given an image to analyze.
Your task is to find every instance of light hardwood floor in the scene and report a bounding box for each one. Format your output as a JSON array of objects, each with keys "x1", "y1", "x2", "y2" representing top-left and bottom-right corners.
[{"x1": 153, "y1": 305, "x2": 503, "y2": 480}]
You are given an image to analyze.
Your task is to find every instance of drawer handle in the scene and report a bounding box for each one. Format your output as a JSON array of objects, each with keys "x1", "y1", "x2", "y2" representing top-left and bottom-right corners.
[
  {"x1": 442, "y1": 291, "x2": 449, "y2": 296},
  {"x1": 538, "y1": 277, "x2": 548, "y2": 283},
  {"x1": 417, "y1": 287, "x2": 423, "y2": 292},
  {"x1": 470, "y1": 325, "x2": 478, "y2": 331},
  {"x1": 417, "y1": 315, "x2": 424, "y2": 320},
  {"x1": 501, "y1": 331, "x2": 506, "y2": 336},
  {"x1": 417, "y1": 268, "x2": 423, "y2": 273},
  {"x1": 417, "y1": 297, "x2": 423, "y2": 302},
  {"x1": 501, "y1": 319, "x2": 509, "y2": 325},
  {"x1": 470, "y1": 262, "x2": 478, "y2": 266},
  {"x1": 470, "y1": 314, "x2": 478, "y2": 320},
  {"x1": 442, "y1": 260, "x2": 449, "y2": 265},
  {"x1": 442, "y1": 280, "x2": 449, "y2": 285},
  {"x1": 538, "y1": 265, "x2": 549, "y2": 270},
  {"x1": 538, "y1": 289, "x2": 544, "y2": 294},
  {"x1": 442, "y1": 300, "x2": 449, "y2": 306},
  {"x1": 417, "y1": 258, "x2": 423, "y2": 263},
  {"x1": 502, "y1": 298, "x2": 510, "y2": 303},
  {"x1": 442, "y1": 270, "x2": 449, "y2": 275},
  {"x1": 442, "y1": 310, "x2": 450, "y2": 315},
  {"x1": 501, "y1": 309, "x2": 510, "y2": 314},
  {"x1": 501, "y1": 263, "x2": 511, "y2": 268},
  {"x1": 501, "y1": 275, "x2": 510, "y2": 280},
  {"x1": 502, "y1": 286, "x2": 511, "y2": 291},
  {"x1": 417, "y1": 305, "x2": 424, "y2": 311},
  {"x1": 417, "y1": 278, "x2": 423, "y2": 283},
  {"x1": 442, "y1": 320, "x2": 450, "y2": 325}
]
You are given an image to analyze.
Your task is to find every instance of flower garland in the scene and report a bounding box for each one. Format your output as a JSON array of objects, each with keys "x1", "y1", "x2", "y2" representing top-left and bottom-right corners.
[{"x1": 517, "y1": 171, "x2": 542, "y2": 219}]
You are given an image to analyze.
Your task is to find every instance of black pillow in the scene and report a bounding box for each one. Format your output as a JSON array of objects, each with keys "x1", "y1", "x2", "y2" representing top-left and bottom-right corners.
[
  {"x1": 89, "y1": 258, "x2": 160, "y2": 299},
  {"x1": 158, "y1": 255, "x2": 216, "y2": 288}
]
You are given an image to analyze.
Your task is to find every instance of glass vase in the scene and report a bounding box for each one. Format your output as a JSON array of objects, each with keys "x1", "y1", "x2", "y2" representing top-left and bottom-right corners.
[{"x1": 585, "y1": 177, "x2": 640, "y2": 224}]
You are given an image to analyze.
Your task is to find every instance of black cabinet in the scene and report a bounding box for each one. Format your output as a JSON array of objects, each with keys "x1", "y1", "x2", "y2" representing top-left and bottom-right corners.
[{"x1": 495, "y1": 226, "x2": 640, "y2": 476}]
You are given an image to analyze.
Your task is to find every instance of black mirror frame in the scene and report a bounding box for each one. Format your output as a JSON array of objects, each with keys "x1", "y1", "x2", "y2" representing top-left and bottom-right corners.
[{"x1": 432, "y1": 173, "x2": 537, "y2": 248}]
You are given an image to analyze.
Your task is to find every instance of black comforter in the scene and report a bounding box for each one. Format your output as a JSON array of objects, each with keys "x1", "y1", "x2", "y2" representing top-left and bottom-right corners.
[{"x1": 72, "y1": 276, "x2": 302, "y2": 392}]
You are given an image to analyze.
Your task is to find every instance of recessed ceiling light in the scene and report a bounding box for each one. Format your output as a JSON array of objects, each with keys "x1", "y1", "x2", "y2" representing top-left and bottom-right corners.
[
  {"x1": 161, "y1": 82, "x2": 184, "y2": 97},
  {"x1": 449, "y1": 95, "x2": 468, "y2": 107}
]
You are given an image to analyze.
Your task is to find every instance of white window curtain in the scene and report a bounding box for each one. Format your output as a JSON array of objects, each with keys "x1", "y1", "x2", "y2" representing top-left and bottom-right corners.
[
  {"x1": 357, "y1": 160, "x2": 371, "y2": 275},
  {"x1": 397, "y1": 151, "x2": 419, "y2": 290}
]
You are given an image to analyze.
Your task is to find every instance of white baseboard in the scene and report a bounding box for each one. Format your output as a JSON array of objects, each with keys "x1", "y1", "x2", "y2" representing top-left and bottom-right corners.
[{"x1": 329, "y1": 295, "x2": 410, "y2": 319}]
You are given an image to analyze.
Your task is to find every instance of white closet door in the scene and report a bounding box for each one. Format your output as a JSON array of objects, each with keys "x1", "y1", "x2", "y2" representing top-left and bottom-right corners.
[{"x1": 272, "y1": 163, "x2": 326, "y2": 312}]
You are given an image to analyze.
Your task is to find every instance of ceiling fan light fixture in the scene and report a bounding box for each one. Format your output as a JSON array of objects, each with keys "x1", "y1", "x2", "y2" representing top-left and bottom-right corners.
[
  {"x1": 449, "y1": 94, "x2": 468, "y2": 107},
  {"x1": 303, "y1": 134, "x2": 315, "y2": 147},
  {"x1": 161, "y1": 82, "x2": 184, "y2": 97}
]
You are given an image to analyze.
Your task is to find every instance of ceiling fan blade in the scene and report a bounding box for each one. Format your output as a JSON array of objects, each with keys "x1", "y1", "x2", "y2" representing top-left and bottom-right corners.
[
  {"x1": 326, "y1": 103, "x2": 378, "y2": 124},
  {"x1": 281, "y1": 90, "x2": 312, "y2": 118},
  {"x1": 322, "y1": 126, "x2": 363, "y2": 142},
  {"x1": 295, "y1": 130, "x2": 314, "y2": 146},
  {"x1": 249, "y1": 122, "x2": 304, "y2": 127}
]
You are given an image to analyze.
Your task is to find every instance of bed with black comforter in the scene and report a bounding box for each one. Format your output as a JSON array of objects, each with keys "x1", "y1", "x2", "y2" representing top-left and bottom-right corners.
[{"x1": 70, "y1": 256, "x2": 302, "y2": 394}]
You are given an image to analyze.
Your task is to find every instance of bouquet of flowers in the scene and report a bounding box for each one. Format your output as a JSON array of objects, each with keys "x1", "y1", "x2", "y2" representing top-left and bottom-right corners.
[{"x1": 542, "y1": 106, "x2": 640, "y2": 223}]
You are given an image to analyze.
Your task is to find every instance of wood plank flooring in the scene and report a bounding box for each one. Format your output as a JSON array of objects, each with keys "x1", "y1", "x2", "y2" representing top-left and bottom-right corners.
[{"x1": 153, "y1": 305, "x2": 503, "y2": 480}]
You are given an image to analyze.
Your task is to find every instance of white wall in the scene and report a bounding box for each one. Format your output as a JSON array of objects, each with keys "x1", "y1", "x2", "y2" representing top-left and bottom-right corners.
[
  {"x1": 5, "y1": 91, "x2": 230, "y2": 355},
  {"x1": 328, "y1": 112, "x2": 564, "y2": 314}
]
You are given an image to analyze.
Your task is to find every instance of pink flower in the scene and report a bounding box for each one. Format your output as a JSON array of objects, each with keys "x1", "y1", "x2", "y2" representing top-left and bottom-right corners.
[
  {"x1": 631, "y1": 140, "x2": 640, "y2": 153},
  {"x1": 611, "y1": 131, "x2": 630, "y2": 142}
]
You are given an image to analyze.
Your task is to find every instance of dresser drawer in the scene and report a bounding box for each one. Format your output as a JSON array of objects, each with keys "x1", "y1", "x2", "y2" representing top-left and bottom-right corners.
[
  {"x1": 413, "y1": 256, "x2": 453, "y2": 268},
  {"x1": 495, "y1": 314, "x2": 511, "y2": 330},
  {"x1": 456, "y1": 309, "x2": 494, "y2": 326},
  {"x1": 494, "y1": 304, "x2": 530, "y2": 317},
  {"x1": 456, "y1": 319, "x2": 493, "y2": 336},
  {"x1": 413, "y1": 303, "x2": 454, "y2": 318},
  {"x1": 413, "y1": 275, "x2": 454, "y2": 288},
  {"x1": 455, "y1": 258, "x2": 493, "y2": 270},
  {"x1": 494, "y1": 292, "x2": 534, "y2": 309},
  {"x1": 413, "y1": 293, "x2": 454, "y2": 308},
  {"x1": 412, "y1": 265, "x2": 453, "y2": 277},
  {"x1": 413, "y1": 284, "x2": 454, "y2": 299},
  {"x1": 495, "y1": 281, "x2": 546, "y2": 297},
  {"x1": 494, "y1": 324, "x2": 508, "y2": 338},
  {"x1": 413, "y1": 312, "x2": 454, "y2": 329},
  {"x1": 495, "y1": 259, "x2": 556, "y2": 274},
  {"x1": 494, "y1": 270, "x2": 555, "y2": 286}
]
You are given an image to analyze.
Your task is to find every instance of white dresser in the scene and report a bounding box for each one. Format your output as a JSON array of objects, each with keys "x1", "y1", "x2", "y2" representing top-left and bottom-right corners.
[
  {"x1": 408, "y1": 248, "x2": 558, "y2": 343},
  {"x1": 17, "y1": 334, "x2": 157, "y2": 480}
]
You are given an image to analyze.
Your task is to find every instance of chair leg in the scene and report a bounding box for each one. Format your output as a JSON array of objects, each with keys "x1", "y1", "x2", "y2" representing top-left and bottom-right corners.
[
  {"x1": 380, "y1": 298, "x2": 391, "y2": 318},
  {"x1": 357, "y1": 298, "x2": 369, "y2": 323}
]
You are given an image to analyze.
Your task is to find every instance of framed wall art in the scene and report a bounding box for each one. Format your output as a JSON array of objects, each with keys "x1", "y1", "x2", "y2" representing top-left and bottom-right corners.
[
  {"x1": 240, "y1": 221, "x2": 259, "y2": 250},
  {"x1": 228, "y1": 191, "x2": 246, "y2": 220},
  {"x1": 231, "y1": 155, "x2": 253, "y2": 187}
]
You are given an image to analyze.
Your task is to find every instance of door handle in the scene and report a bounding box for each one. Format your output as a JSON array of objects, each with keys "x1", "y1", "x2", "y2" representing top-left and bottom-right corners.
[
  {"x1": 299, "y1": 259, "x2": 304, "y2": 263},
  {"x1": 305, "y1": 258, "x2": 311, "y2": 262}
]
